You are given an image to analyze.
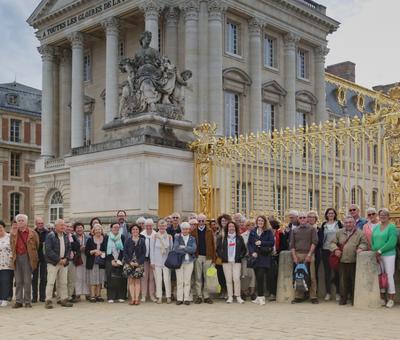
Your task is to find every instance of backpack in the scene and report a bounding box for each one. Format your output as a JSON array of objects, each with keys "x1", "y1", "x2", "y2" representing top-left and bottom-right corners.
[{"x1": 293, "y1": 263, "x2": 310, "y2": 293}]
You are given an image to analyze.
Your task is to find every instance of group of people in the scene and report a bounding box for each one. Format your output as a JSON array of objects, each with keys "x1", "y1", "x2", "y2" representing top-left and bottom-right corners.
[{"x1": 0, "y1": 204, "x2": 397, "y2": 309}]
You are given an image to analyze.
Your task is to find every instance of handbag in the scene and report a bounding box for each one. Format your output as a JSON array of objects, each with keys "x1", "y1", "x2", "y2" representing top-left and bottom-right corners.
[
  {"x1": 329, "y1": 230, "x2": 356, "y2": 271},
  {"x1": 73, "y1": 254, "x2": 83, "y2": 266},
  {"x1": 247, "y1": 255, "x2": 257, "y2": 268},
  {"x1": 164, "y1": 251, "x2": 185, "y2": 269},
  {"x1": 110, "y1": 266, "x2": 123, "y2": 279},
  {"x1": 122, "y1": 254, "x2": 144, "y2": 279},
  {"x1": 378, "y1": 262, "x2": 389, "y2": 290},
  {"x1": 94, "y1": 255, "x2": 106, "y2": 267}
]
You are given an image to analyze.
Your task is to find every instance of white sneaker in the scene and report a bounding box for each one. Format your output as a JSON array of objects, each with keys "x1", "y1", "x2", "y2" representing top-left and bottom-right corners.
[
  {"x1": 226, "y1": 297, "x2": 233, "y2": 304},
  {"x1": 141, "y1": 297, "x2": 146, "y2": 303},
  {"x1": 107, "y1": 300, "x2": 114, "y2": 303},
  {"x1": 251, "y1": 296, "x2": 260, "y2": 304},
  {"x1": 0, "y1": 300, "x2": 7, "y2": 307},
  {"x1": 335, "y1": 294, "x2": 341, "y2": 302},
  {"x1": 118, "y1": 299, "x2": 125, "y2": 303},
  {"x1": 386, "y1": 300, "x2": 394, "y2": 308},
  {"x1": 259, "y1": 296, "x2": 266, "y2": 306},
  {"x1": 150, "y1": 296, "x2": 157, "y2": 303},
  {"x1": 324, "y1": 294, "x2": 331, "y2": 301},
  {"x1": 236, "y1": 297, "x2": 244, "y2": 304},
  {"x1": 381, "y1": 299, "x2": 387, "y2": 306}
]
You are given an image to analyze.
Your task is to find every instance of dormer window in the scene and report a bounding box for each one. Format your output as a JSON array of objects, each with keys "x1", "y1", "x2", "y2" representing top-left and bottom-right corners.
[{"x1": 6, "y1": 93, "x2": 19, "y2": 106}]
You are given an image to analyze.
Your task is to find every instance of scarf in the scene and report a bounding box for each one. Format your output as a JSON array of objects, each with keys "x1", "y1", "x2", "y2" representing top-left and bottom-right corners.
[
  {"x1": 107, "y1": 232, "x2": 124, "y2": 256},
  {"x1": 156, "y1": 232, "x2": 169, "y2": 256}
]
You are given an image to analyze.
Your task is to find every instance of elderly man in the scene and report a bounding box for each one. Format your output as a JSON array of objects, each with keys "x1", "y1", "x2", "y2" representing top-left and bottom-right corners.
[
  {"x1": 44, "y1": 219, "x2": 73, "y2": 309},
  {"x1": 32, "y1": 217, "x2": 49, "y2": 303},
  {"x1": 117, "y1": 210, "x2": 129, "y2": 239},
  {"x1": 348, "y1": 204, "x2": 367, "y2": 230},
  {"x1": 290, "y1": 211, "x2": 319, "y2": 304},
  {"x1": 331, "y1": 215, "x2": 368, "y2": 305},
  {"x1": 167, "y1": 212, "x2": 181, "y2": 239},
  {"x1": 140, "y1": 218, "x2": 156, "y2": 303},
  {"x1": 10, "y1": 214, "x2": 39, "y2": 308},
  {"x1": 281, "y1": 210, "x2": 299, "y2": 251},
  {"x1": 191, "y1": 214, "x2": 216, "y2": 304}
]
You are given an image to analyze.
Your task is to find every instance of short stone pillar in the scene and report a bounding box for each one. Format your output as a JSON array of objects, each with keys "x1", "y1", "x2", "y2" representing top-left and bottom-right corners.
[
  {"x1": 277, "y1": 251, "x2": 295, "y2": 303},
  {"x1": 354, "y1": 251, "x2": 381, "y2": 308}
]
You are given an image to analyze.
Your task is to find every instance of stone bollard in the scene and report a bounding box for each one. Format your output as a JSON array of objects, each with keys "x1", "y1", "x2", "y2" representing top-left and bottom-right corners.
[
  {"x1": 277, "y1": 251, "x2": 294, "y2": 303},
  {"x1": 354, "y1": 251, "x2": 381, "y2": 309}
]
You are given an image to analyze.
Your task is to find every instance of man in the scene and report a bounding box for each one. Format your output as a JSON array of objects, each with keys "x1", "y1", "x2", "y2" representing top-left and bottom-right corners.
[
  {"x1": 348, "y1": 204, "x2": 367, "y2": 230},
  {"x1": 136, "y1": 216, "x2": 146, "y2": 230},
  {"x1": 330, "y1": 215, "x2": 367, "y2": 305},
  {"x1": 290, "y1": 211, "x2": 319, "y2": 304},
  {"x1": 44, "y1": 219, "x2": 73, "y2": 309},
  {"x1": 281, "y1": 210, "x2": 299, "y2": 251},
  {"x1": 32, "y1": 217, "x2": 48, "y2": 303},
  {"x1": 65, "y1": 222, "x2": 80, "y2": 303},
  {"x1": 233, "y1": 213, "x2": 243, "y2": 226},
  {"x1": 140, "y1": 218, "x2": 156, "y2": 303},
  {"x1": 167, "y1": 212, "x2": 181, "y2": 238},
  {"x1": 117, "y1": 210, "x2": 129, "y2": 239},
  {"x1": 191, "y1": 214, "x2": 216, "y2": 304},
  {"x1": 10, "y1": 214, "x2": 39, "y2": 308}
]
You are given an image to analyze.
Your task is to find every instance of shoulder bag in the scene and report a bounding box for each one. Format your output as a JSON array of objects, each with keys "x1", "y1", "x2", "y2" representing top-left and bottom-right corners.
[{"x1": 329, "y1": 230, "x2": 356, "y2": 271}]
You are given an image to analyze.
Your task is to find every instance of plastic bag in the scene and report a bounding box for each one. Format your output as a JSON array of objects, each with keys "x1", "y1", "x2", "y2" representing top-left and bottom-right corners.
[{"x1": 206, "y1": 265, "x2": 221, "y2": 294}]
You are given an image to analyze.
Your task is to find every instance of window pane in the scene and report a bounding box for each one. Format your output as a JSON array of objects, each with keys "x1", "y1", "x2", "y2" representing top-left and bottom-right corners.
[
  {"x1": 224, "y1": 92, "x2": 239, "y2": 137},
  {"x1": 10, "y1": 193, "x2": 21, "y2": 221}
]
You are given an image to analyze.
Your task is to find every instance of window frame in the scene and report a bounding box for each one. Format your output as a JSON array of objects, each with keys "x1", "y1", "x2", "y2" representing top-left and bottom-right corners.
[
  {"x1": 83, "y1": 112, "x2": 92, "y2": 146},
  {"x1": 264, "y1": 34, "x2": 278, "y2": 69},
  {"x1": 262, "y1": 102, "x2": 275, "y2": 132},
  {"x1": 225, "y1": 20, "x2": 241, "y2": 57},
  {"x1": 49, "y1": 191, "x2": 64, "y2": 223},
  {"x1": 224, "y1": 91, "x2": 240, "y2": 137},
  {"x1": 83, "y1": 50, "x2": 92, "y2": 82},
  {"x1": 10, "y1": 152, "x2": 21, "y2": 177},
  {"x1": 10, "y1": 119, "x2": 22, "y2": 143},
  {"x1": 9, "y1": 192, "x2": 21, "y2": 222},
  {"x1": 297, "y1": 48, "x2": 309, "y2": 80}
]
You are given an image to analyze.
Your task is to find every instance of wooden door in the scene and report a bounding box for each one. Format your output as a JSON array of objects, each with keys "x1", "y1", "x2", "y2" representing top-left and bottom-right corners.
[{"x1": 158, "y1": 184, "x2": 174, "y2": 218}]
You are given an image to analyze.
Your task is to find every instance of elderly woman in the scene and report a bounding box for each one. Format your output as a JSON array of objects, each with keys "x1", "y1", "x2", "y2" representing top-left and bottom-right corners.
[
  {"x1": 240, "y1": 219, "x2": 256, "y2": 301},
  {"x1": 124, "y1": 224, "x2": 146, "y2": 305},
  {"x1": 73, "y1": 222, "x2": 89, "y2": 301},
  {"x1": 364, "y1": 207, "x2": 380, "y2": 249},
  {"x1": 140, "y1": 218, "x2": 156, "y2": 303},
  {"x1": 248, "y1": 215, "x2": 275, "y2": 305},
  {"x1": 217, "y1": 221, "x2": 247, "y2": 304},
  {"x1": 372, "y1": 208, "x2": 398, "y2": 308},
  {"x1": 0, "y1": 220, "x2": 13, "y2": 307},
  {"x1": 85, "y1": 224, "x2": 106, "y2": 302},
  {"x1": 174, "y1": 222, "x2": 197, "y2": 305},
  {"x1": 89, "y1": 217, "x2": 102, "y2": 235},
  {"x1": 150, "y1": 219, "x2": 173, "y2": 304},
  {"x1": 105, "y1": 222, "x2": 126, "y2": 303}
]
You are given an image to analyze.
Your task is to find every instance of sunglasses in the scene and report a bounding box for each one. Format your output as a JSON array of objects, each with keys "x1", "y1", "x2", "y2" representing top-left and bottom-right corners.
[
  {"x1": 299, "y1": 216, "x2": 307, "y2": 219},
  {"x1": 367, "y1": 213, "x2": 376, "y2": 217},
  {"x1": 172, "y1": 216, "x2": 179, "y2": 219},
  {"x1": 349, "y1": 209, "x2": 357, "y2": 212},
  {"x1": 198, "y1": 220, "x2": 205, "y2": 223}
]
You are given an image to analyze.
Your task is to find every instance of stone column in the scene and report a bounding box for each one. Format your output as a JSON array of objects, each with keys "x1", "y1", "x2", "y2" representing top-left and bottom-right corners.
[
  {"x1": 248, "y1": 18, "x2": 263, "y2": 133},
  {"x1": 208, "y1": 0, "x2": 226, "y2": 134},
  {"x1": 102, "y1": 17, "x2": 120, "y2": 124},
  {"x1": 52, "y1": 48, "x2": 60, "y2": 157},
  {"x1": 276, "y1": 251, "x2": 295, "y2": 303},
  {"x1": 68, "y1": 32, "x2": 85, "y2": 149},
  {"x1": 283, "y1": 32, "x2": 300, "y2": 128},
  {"x1": 141, "y1": 0, "x2": 161, "y2": 50},
  {"x1": 181, "y1": 0, "x2": 200, "y2": 124},
  {"x1": 197, "y1": 1, "x2": 208, "y2": 123},
  {"x1": 164, "y1": 7, "x2": 179, "y2": 64},
  {"x1": 38, "y1": 45, "x2": 55, "y2": 158},
  {"x1": 59, "y1": 48, "x2": 72, "y2": 156},
  {"x1": 314, "y1": 45, "x2": 329, "y2": 123}
]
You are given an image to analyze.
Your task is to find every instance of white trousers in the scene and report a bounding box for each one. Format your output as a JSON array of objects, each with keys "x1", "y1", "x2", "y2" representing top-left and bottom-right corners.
[
  {"x1": 379, "y1": 255, "x2": 396, "y2": 294},
  {"x1": 222, "y1": 262, "x2": 242, "y2": 299},
  {"x1": 46, "y1": 264, "x2": 68, "y2": 301},
  {"x1": 176, "y1": 262, "x2": 194, "y2": 302},
  {"x1": 154, "y1": 266, "x2": 171, "y2": 299}
]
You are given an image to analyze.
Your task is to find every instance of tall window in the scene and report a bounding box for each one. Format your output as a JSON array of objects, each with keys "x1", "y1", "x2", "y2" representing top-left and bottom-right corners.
[
  {"x1": 372, "y1": 190, "x2": 378, "y2": 207},
  {"x1": 10, "y1": 192, "x2": 21, "y2": 222},
  {"x1": 274, "y1": 186, "x2": 287, "y2": 216},
  {"x1": 84, "y1": 113, "x2": 92, "y2": 146},
  {"x1": 296, "y1": 111, "x2": 307, "y2": 128},
  {"x1": 373, "y1": 144, "x2": 378, "y2": 164},
  {"x1": 118, "y1": 40, "x2": 125, "y2": 58},
  {"x1": 83, "y1": 52, "x2": 91, "y2": 82},
  {"x1": 49, "y1": 191, "x2": 63, "y2": 223},
  {"x1": 226, "y1": 21, "x2": 240, "y2": 55},
  {"x1": 262, "y1": 102, "x2": 275, "y2": 132},
  {"x1": 10, "y1": 119, "x2": 21, "y2": 142},
  {"x1": 351, "y1": 187, "x2": 362, "y2": 205},
  {"x1": 10, "y1": 152, "x2": 21, "y2": 177},
  {"x1": 335, "y1": 185, "x2": 341, "y2": 210},
  {"x1": 308, "y1": 190, "x2": 320, "y2": 211},
  {"x1": 236, "y1": 182, "x2": 250, "y2": 213},
  {"x1": 297, "y1": 48, "x2": 309, "y2": 79},
  {"x1": 224, "y1": 91, "x2": 240, "y2": 137},
  {"x1": 264, "y1": 35, "x2": 277, "y2": 68}
]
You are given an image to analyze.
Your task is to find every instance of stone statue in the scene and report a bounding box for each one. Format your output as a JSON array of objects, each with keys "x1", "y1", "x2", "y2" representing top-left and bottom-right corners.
[{"x1": 118, "y1": 31, "x2": 192, "y2": 119}]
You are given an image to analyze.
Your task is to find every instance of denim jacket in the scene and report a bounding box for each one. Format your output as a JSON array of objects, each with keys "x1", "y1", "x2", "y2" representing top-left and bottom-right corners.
[{"x1": 173, "y1": 234, "x2": 197, "y2": 264}]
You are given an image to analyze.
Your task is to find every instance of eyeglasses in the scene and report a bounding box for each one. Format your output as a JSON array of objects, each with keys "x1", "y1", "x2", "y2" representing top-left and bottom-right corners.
[
  {"x1": 198, "y1": 220, "x2": 205, "y2": 223},
  {"x1": 172, "y1": 216, "x2": 179, "y2": 219},
  {"x1": 367, "y1": 213, "x2": 376, "y2": 217},
  {"x1": 349, "y1": 209, "x2": 357, "y2": 212},
  {"x1": 299, "y1": 216, "x2": 307, "y2": 219}
]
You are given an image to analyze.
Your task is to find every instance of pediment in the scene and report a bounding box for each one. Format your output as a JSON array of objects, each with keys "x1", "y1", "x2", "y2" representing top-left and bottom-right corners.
[
  {"x1": 296, "y1": 90, "x2": 318, "y2": 105},
  {"x1": 262, "y1": 80, "x2": 287, "y2": 96},
  {"x1": 223, "y1": 67, "x2": 252, "y2": 86}
]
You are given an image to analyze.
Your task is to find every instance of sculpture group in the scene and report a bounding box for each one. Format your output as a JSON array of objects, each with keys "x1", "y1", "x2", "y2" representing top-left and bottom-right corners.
[{"x1": 118, "y1": 31, "x2": 192, "y2": 120}]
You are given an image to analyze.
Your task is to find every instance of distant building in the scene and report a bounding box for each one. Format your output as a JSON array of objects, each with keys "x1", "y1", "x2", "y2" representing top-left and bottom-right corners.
[{"x1": 0, "y1": 82, "x2": 41, "y2": 223}]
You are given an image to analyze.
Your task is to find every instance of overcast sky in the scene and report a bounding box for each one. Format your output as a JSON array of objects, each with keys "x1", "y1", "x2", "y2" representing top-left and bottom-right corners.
[{"x1": 0, "y1": 0, "x2": 398, "y2": 90}]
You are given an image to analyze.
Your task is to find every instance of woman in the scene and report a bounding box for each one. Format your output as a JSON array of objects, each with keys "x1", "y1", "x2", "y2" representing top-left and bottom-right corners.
[
  {"x1": 364, "y1": 207, "x2": 380, "y2": 249},
  {"x1": 73, "y1": 222, "x2": 89, "y2": 301},
  {"x1": 174, "y1": 222, "x2": 197, "y2": 305},
  {"x1": 268, "y1": 217, "x2": 283, "y2": 302},
  {"x1": 318, "y1": 208, "x2": 342, "y2": 302},
  {"x1": 0, "y1": 220, "x2": 13, "y2": 307},
  {"x1": 105, "y1": 222, "x2": 126, "y2": 303},
  {"x1": 372, "y1": 208, "x2": 398, "y2": 308},
  {"x1": 248, "y1": 215, "x2": 275, "y2": 305},
  {"x1": 217, "y1": 221, "x2": 246, "y2": 304},
  {"x1": 89, "y1": 217, "x2": 102, "y2": 235},
  {"x1": 85, "y1": 224, "x2": 106, "y2": 302},
  {"x1": 140, "y1": 219, "x2": 156, "y2": 303},
  {"x1": 215, "y1": 214, "x2": 231, "y2": 299},
  {"x1": 123, "y1": 224, "x2": 146, "y2": 305},
  {"x1": 240, "y1": 219, "x2": 256, "y2": 301}
]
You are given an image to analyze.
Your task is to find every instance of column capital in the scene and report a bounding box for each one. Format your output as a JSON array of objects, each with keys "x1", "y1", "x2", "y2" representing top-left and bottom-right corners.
[
  {"x1": 37, "y1": 44, "x2": 55, "y2": 62},
  {"x1": 165, "y1": 7, "x2": 180, "y2": 27},
  {"x1": 248, "y1": 17, "x2": 264, "y2": 36},
  {"x1": 181, "y1": 0, "x2": 200, "y2": 21},
  {"x1": 141, "y1": 0, "x2": 162, "y2": 21},
  {"x1": 68, "y1": 31, "x2": 84, "y2": 49},
  {"x1": 208, "y1": 0, "x2": 227, "y2": 21},
  {"x1": 101, "y1": 16, "x2": 120, "y2": 36},
  {"x1": 59, "y1": 48, "x2": 72, "y2": 65},
  {"x1": 283, "y1": 32, "x2": 300, "y2": 49},
  {"x1": 314, "y1": 45, "x2": 330, "y2": 63}
]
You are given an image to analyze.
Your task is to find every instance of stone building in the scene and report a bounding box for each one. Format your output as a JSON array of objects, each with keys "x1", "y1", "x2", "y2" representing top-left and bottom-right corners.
[
  {"x1": 0, "y1": 82, "x2": 41, "y2": 223},
  {"x1": 27, "y1": 0, "x2": 341, "y2": 223}
]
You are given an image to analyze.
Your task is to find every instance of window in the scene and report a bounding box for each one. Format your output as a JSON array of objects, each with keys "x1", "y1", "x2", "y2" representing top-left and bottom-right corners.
[
  {"x1": 262, "y1": 102, "x2": 275, "y2": 132},
  {"x1": 10, "y1": 119, "x2": 22, "y2": 142},
  {"x1": 49, "y1": 191, "x2": 63, "y2": 223},
  {"x1": 118, "y1": 40, "x2": 125, "y2": 58},
  {"x1": 274, "y1": 186, "x2": 287, "y2": 217},
  {"x1": 236, "y1": 182, "x2": 250, "y2": 213},
  {"x1": 308, "y1": 190, "x2": 320, "y2": 211},
  {"x1": 226, "y1": 21, "x2": 240, "y2": 55},
  {"x1": 372, "y1": 190, "x2": 378, "y2": 207},
  {"x1": 335, "y1": 185, "x2": 341, "y2": 210},
  {"x1": 10, "y1": 192, "x2": 21, "y2": 222},
  {"x1": 6, "y1": 93, "x2": 19, "y2": 106},
  {"x1": 264, "y1": 35, "x2": 277, "y2": 68},
  {"x1": 158, "y1": 28, "x2": 162, "y2": 53},
  {"x1": 83, "y1": 52, "x2": 91, "y2": 82},
  {"x1": 224, "y1": 91, "x2": 240, "y2": 137},
  {"x1": 351, "y1": 187, "x2": 362, "y2": 205},
  {"x1": 84, "y1": 113, "x2": 92, "y2": 146},
  {"x1": 10, "y1": 152, "x2": 21, "y2": 177},
  {"x1": 373, "y1": 144, "x2": 378, "y2": 164},
  {"x1": 297, "y1": 48, "x2": 309, "y2": 79},
  {"x1": 296, "y1": 111, "x2": 307, "y2": 128}
]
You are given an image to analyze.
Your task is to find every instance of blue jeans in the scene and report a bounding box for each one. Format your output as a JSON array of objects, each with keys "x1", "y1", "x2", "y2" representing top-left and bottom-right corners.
[{"x1": 0, "y1": 269, "x2": 13, "y2": 300}]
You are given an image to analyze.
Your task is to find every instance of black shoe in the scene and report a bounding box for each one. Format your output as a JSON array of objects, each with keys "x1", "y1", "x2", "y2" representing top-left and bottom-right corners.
[
  {"x1": 339, "y1": 299, "x2": 347, "y2": 305},
  {"x1": 311, "y1": 299, "x2": 319, "y2": 304},
  {"x1": 96, "y1": 296, "x2": 104, "y2": 302},
  {"x1": 184, "y1": 301, "x2": 191, "y2": 305},
  {"x1": 204, "y1": 298, "x2": 213, "y2": 304},
  {"x1": 31, "y1": 298, "x2": 37, "y2": 303},
  {"x1": 57, "y1": 300, "x2": 61, "y2": 305},
  {"x1": 250, "y1": 293, "x2": 257, "y2": 301},
  {"x1": 176, "y1": 301, "x2": 183, "y2": 305},
  {"x1": 241, "y1": 293, "x2": 247, "y2": 301},
  {"x1": 12, "y1": 302, "x2": 23, "y2": 309},
  {"x1": 60, "y1": 300, "x2": 73, "y2": 307},
  {"x1": 25, "y1": 303, "x2": 32, "y2": 308},
  {"x1": 291, "y1": 298, "x2": 303, "y2": 304},
  {"x1": 89, "y1": 297, "x2": 97, "y2": 303},
  {"x1": 39, "y1": 298, "x2": 46, "y2": 303},
  {"x1": 44, "y1": 300, "x2": 53, "y2": 309},
  {"x1": 194, "y1": 297, "x2": 202, "y2": 304}
]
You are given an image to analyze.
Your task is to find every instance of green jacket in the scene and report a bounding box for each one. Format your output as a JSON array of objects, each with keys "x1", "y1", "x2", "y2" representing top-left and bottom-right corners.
[
  {"x1": 330, "y1": 228, "x2": 368, "y2": 263},
  {"x1": 371, "y1": 223, "x2": 398, "y2": 256}
]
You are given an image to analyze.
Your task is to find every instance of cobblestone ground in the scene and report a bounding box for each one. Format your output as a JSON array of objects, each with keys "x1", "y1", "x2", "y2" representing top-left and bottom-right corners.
[{"x1": 0, "y1": 299, "x2": 399, "y2": 339}]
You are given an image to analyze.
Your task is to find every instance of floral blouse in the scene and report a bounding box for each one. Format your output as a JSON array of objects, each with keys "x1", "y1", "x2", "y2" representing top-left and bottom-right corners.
[{"x1": 0, "y1": 233, "x2": 12, "y2": 270}]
